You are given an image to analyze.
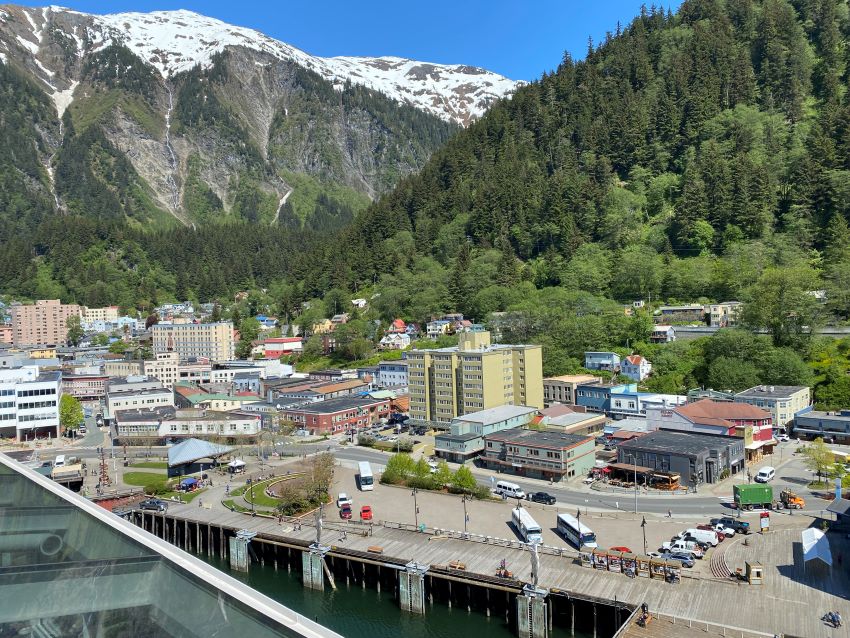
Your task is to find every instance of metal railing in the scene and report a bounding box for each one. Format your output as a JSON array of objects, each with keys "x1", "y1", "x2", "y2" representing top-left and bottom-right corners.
[
  {"x1": 649, "y1": 612, "x2": 778, "y2": 638},
  {"x1": 381, "y1": 519, "x2": 581, "y2": 558}
]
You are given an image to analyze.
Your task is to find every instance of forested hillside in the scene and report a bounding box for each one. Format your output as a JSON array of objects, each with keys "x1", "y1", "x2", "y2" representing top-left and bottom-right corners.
[{"x1": 3, "y1": 0, "x2": 850, "y2": 387}]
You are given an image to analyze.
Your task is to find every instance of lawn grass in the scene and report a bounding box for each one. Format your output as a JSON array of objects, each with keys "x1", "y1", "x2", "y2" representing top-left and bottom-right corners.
[
  {"x1": 123, "y1": 471, "x2": 169, "y2": 490},
  {"x1": 239, "y1": 474, "x2": 307, "y2": 508},
  {"x1": 165, "y1": 488, "x2": 206, "y2": 503},
  {"x1": 130, "y1": 462, "x2": 168, "y2": 470}
]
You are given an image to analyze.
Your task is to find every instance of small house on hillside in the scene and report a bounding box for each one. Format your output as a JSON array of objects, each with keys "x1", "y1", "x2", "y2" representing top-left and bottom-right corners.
[{"x1": 621, "y1": 355, "x2": 652, "y2": 381}]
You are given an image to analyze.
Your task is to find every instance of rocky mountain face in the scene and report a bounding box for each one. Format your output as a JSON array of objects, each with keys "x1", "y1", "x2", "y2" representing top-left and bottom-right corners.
[{"x1": 0, "y1": 5, "x2": 520, "y2": 228}]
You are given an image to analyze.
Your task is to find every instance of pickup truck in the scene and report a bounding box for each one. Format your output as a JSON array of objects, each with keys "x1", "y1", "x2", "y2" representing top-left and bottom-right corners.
[
  {"x1": 526, "y1": 492, "x2": 556, "y2": 505},
  {"x1": 711, "y1": 517, "x2": 750, "y2": 534},
  {"x1": 660, "y1": 539, "x2": 704, "y2": 558},
  {"x1": 336, "y1": 493, "x2": 353, "y2": 508}
]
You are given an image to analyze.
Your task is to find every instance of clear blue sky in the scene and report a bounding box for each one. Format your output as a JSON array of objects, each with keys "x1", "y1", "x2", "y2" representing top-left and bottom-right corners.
[{"x1": 17, "y1": 1, "x2": 682, "y2": 80}]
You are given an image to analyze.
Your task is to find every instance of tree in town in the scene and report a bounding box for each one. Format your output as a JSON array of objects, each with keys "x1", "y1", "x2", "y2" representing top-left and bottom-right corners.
[
  {"x1": 59, "y1": 394, "x2": 83, "y2": 435},
  {"x1": 236, "y1": 317, "x2": 261, "y2": 358},
  {"x1": 739, "y1": 265, "x2": 822, "y2": 348},
  {"x1": 705, "y1": 356, "x2": 761, "y2": 392},
  {"x1": 108, "y1": 340, "x2": 128, "y2": 355},
  {"x1": 382, "y1": 453, "x2": 415, "y2": 484},
  {"x1": 304, "y1": 452, "x2": 335, "y2": 503},
  {"x1": 800, "y1": 437, "x2": 835, "y2": 482},
  {"x1": 432, "y1": 460, "x2": 453, "y2": 489},
  {"x1": 65, "y1": 315, "x2": 84, "y2": 346},
  {"x1": 274, "y1": 483, "x2": 306, "y2": 516},
  {"x1": 451, "y1": 465, "x2": 477, "y2": 494},
  {"x1": 411, "y1": 458, "x2": 435, "y2": 489},
  {"x1": 815, "y1": 376, "x2": 850, "y2": 410}
]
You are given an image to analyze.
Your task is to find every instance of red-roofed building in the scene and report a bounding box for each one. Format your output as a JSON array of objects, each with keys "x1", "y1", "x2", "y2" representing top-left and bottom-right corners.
[
  {"x1": 387, "y1": 318, "x2": 407, "y2": 334},
  {"x1": 621, "y1": 355, "x2": 652, "y2": 381},
  {"x1": 647, "y1": 398, "x2": 774, "y2": 462}
]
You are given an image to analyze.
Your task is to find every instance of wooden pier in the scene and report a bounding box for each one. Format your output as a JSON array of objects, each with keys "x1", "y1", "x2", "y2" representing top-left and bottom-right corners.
[{"x1": 127, "y1": 502, "x2": 849, "y2": 638}]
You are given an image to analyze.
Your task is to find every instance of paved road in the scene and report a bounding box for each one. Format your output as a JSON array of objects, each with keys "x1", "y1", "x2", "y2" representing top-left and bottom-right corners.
[
  {"x1": 330, "y1": 443, "x2": 833, "y2": 517},
  {"x1": 7, "y1": 435, "x2": 835, "y2": 519}
]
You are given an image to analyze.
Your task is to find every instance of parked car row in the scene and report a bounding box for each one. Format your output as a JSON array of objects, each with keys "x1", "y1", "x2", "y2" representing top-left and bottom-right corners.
[{"x1": 336, "y1": 492, "x2": 373, "y2": 521}]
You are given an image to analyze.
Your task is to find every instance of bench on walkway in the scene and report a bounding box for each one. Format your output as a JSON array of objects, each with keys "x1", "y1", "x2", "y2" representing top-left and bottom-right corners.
[
  {"x1": 367, "y1": 545, "x2": 384, "y2": 555},
  {"x1": 449, "y1": 560, "x2": 467, "y2": 571}
]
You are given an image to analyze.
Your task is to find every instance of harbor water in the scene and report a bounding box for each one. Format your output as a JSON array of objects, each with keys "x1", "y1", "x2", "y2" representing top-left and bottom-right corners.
[{"x1": 204, "y1": 555, "x2": 593, "y2": 638}]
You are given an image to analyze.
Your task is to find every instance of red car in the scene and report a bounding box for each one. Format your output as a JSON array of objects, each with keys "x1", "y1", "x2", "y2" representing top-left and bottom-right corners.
[
  {"x1": 340, "y1": 503, "x2": 352, "y2": 519},
  {"x1": 360, "y1": 505, "x2": 373, "y2": 521},
  {"x1": 609, "y1": 546, "x2": 633, "y2": 553}
]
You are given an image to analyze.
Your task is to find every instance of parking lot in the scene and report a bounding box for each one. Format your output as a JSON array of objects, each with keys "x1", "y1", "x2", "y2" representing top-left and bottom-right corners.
[{"x1": 328, "y1": 464, "x2": 808, "y2": 576}]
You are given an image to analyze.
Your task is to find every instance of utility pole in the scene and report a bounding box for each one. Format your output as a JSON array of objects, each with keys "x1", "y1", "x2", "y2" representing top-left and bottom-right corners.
[{"x1": 641, "y1": 516, "x2": 647, "y2": 555}]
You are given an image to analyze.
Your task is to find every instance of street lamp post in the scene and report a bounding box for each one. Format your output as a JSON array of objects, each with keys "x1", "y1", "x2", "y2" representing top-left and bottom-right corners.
[
  {"x1": 462, "y1": 494, "x2": 469, "y2": 537},
  {"x1": 628, "y1": 454, "x2": 638, "y2": 514},
  {"x1": 412, "y1": 487, "x2": 419, "y2": 529},
  {"x1": 641, "y1": 516, "x2": 647, "y2": 555}
]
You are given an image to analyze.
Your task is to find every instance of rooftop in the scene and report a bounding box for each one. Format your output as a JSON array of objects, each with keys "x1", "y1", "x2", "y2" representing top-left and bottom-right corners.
[
  {"x1": 676, "y1": 398, "x2": 771, "y2": 421},
  {"x1": 314, "y1": 379, "x2": 368, "y2": 394},
  {"x1": 619, "y1": 430, "x2": 739, "y2": 455},
  {"x1": 284, "y1": 395, "x2": 388, "y2": 414},
  {"x1": 115, "y1": 407, "x2": 259, "y2": 423},
  {"x1": 453, "y1": 404, "x2": 537, "y2": 426},
  {"x1": 736, "y1": 385, "x2": 810, "y2": 399},
  {"x1": 378, "y1": 360, "x2": 409, "y2": 368},
  {"x1": 539, "y1": 403, "x2": 581, "y2": 418},
  {"x1": 485, "y1": 427, "x2": 592, "y2": 449},
  {"x1": 544, "y1": 374, "x2": 597, "y2": 383},
  {"x1": 435, "y1": 432, "x2": 481, "y2": 442},
  {"x1": 546, "y1": 412, "x2": 601, "y2": 427},
  {"x1": 108, "y1": 387, "x2": 172, "y2": 398},
  {"x1": 183, "y1": 393, "x2": 261, "y2": 405},
  {"x1": 798, "y1": 410, "x2": 850, "y2": 421}
]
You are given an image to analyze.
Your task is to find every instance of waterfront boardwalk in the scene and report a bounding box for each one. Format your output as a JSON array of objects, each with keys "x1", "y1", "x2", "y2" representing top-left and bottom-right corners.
[{"x1": 157, "y1": 502, "x2": 848, "y2": 638}]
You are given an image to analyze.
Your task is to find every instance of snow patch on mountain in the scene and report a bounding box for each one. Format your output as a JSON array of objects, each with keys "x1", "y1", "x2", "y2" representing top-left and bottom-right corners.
[
  {"x1": 89, "y1": 9, "x2": 519, "y2": 125},
  {"x1": 52, "y1": 79, "x2": 77, "y2": 118}
]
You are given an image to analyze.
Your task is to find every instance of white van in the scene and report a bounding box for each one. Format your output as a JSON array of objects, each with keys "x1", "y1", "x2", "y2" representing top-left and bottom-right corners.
[
  {"x1": 681, "y1": 528, "x2": 719, "y2": 547},
  {"x1": 494, "y1": 480, "x2": 525, "y2": 500},
  {"x1": 755, "y1": 466, "x2": 775, "y2": 483},
  {"x1": 53, "y1": 455, "x2": 66, "y2": 468}
]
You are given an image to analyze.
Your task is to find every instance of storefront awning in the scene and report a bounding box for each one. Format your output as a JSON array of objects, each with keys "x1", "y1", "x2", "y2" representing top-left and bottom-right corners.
[
  {"x1": 608, "y1": 462, "x2": 654, "y2": 474},
  {"x1": 745, "y1": 441, "x2": 765, "y2": 450}
]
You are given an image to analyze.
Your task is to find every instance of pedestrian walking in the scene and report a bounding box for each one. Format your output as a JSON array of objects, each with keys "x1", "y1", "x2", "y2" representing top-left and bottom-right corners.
[
  {"x1": 667, "y1": 509, "x2": 672, "y2": 518},
  {"x1": 198, "y1": 498, "x2": 203, "y2": 508}
]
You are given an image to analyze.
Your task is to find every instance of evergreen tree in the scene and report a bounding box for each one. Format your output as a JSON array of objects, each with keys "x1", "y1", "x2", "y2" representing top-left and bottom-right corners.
[{"x1": 448, "y1": 241, "x2": 472, "y2": 315}]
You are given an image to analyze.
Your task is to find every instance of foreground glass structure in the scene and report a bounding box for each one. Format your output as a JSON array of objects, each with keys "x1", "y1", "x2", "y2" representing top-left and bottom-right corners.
[{"x1": 0, "y1": 454, "x2": 340, "y2": 638}]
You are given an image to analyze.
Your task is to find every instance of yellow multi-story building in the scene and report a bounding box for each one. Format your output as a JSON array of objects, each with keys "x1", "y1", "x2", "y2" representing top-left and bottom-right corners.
[
  {"x1": 407, "y1": 331, "x2": 543, "y2": 423},
  {"x1": 82, "y1": 306, "x2": 119, "y2": 323},
  {"x1": 151, "y1": 322, "x2": 235, "y2": 362}
]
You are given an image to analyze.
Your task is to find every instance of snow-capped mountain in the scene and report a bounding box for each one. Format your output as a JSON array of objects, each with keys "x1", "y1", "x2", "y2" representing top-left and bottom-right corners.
[
  {"x1": 1, "y1": 5, "x2": 519, "y2": 126},
  {"x1": 0, "y1": 4, "x2": 521, "y2": 227}
]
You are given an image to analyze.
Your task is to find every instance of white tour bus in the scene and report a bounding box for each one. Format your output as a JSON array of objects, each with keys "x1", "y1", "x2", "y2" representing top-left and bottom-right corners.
[
  {"x1": 511, "y1": 507, "x2": 543, "y2": 544},
  {"x1": 357, "y1": 461, "x2": 374, "y2": 491},
  {"x1": 557, "y1": 513, "x2": 598, "y2": 549}
]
